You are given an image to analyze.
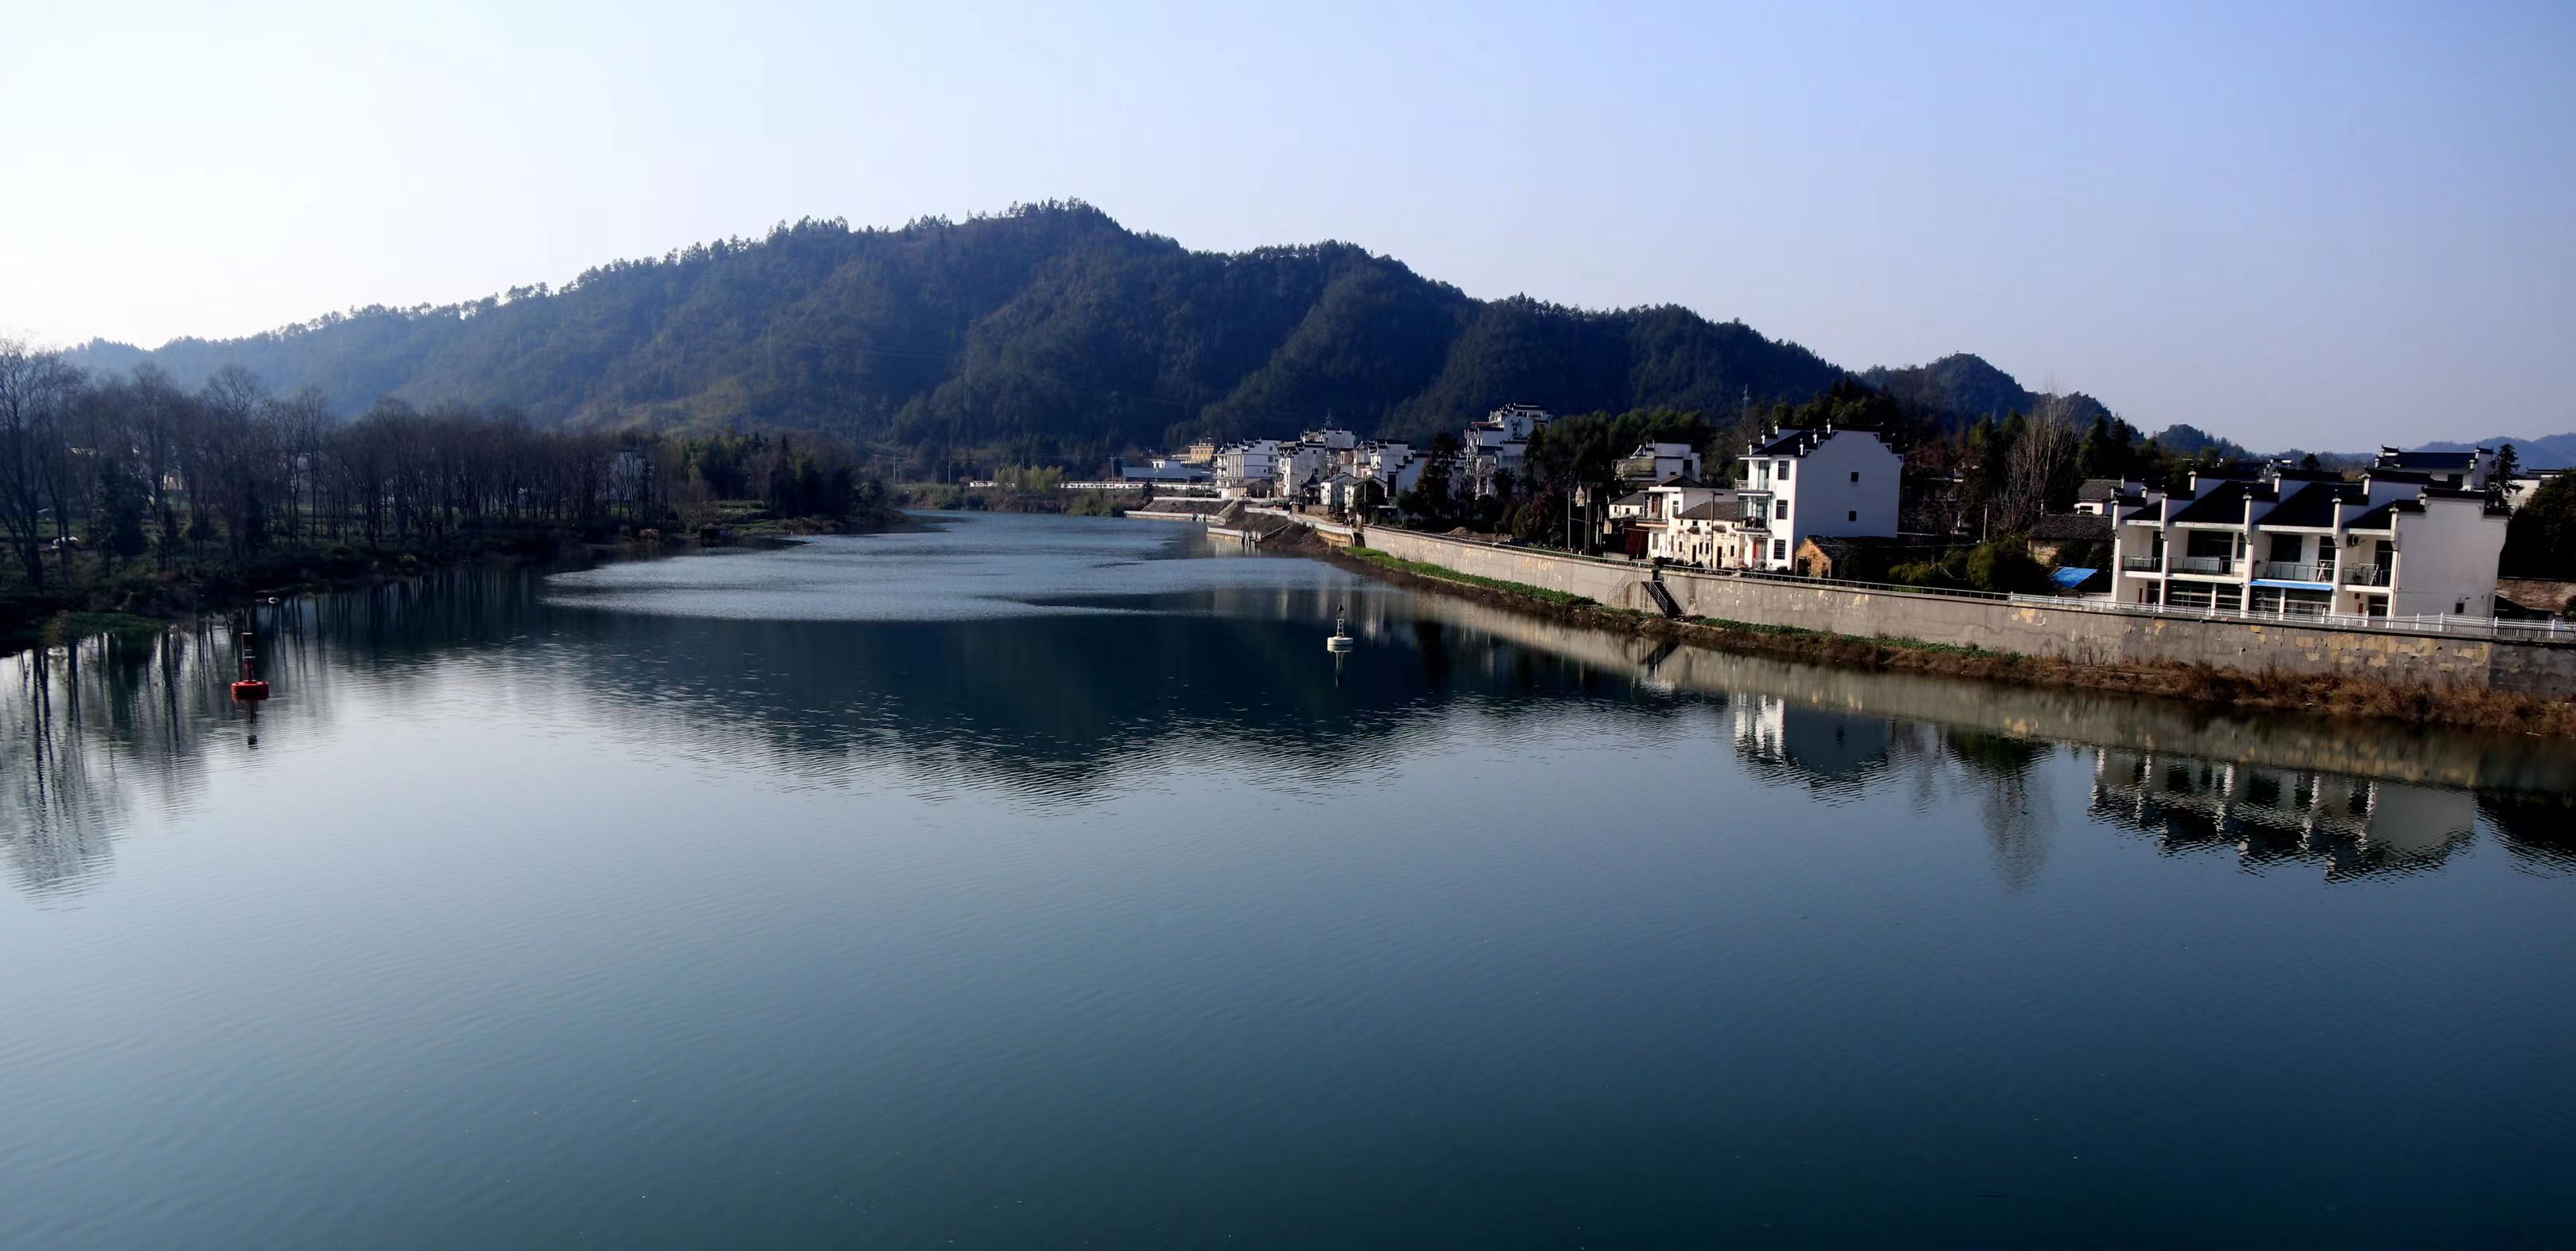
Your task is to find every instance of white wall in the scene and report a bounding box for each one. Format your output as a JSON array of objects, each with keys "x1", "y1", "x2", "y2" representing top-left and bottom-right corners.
[
  {"x1": 2389, "y1": 497, "x2": 2508, "y2": 616},
  {"x1": 1760, "y1": 431, "x2": 1902, "y2": 569}
]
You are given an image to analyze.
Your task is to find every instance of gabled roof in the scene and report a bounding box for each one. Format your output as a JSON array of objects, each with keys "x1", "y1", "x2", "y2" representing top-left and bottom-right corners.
[
  {"x1": 2254, "y1": 481, "x2": 2359, "y2": 528},
  {"x1": 2377, "y1": 449, "x2": 2476, "y2": 471},
  {"x1": 2031, "y1": 513, "x2": 2112, "y2": 541},
  {"x1": 1649, "y1": 474, "x2": 1708, "y2": 490},
  {"x1": 1751, "y1": 427, "x2": 1830, "y2": 457},
  {"x1": 1612, "y1": 491, "x2": 1652, "y2": 508},
  {"x1": 1676, "y1": 500, "x2": 1734, "y2": 521},
  {"x1": 2169, "y1": 480, "x2": 2253, "y2": 525},
  {"x1": 2075, "y1": 478, "x2": 2125, "y2": 502}
]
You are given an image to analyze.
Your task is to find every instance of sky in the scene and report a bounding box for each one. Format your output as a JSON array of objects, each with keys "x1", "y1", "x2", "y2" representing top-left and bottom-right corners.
[{"x1": 4, "y1": 0, "x2": 2572, "y2": 449}]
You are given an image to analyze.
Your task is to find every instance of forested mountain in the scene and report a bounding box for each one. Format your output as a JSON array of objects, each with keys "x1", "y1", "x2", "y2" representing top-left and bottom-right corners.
[
  {"x1": 1860, "y1": 354, "x2": 2114, "y2": 430},
  {"x1": 70, "y1": 202, "x2": 1862, "y2": 465}
]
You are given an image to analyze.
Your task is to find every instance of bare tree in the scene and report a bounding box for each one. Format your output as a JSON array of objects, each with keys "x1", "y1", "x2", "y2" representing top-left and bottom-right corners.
[
  {"x1": 1999, "y1": 395, "x2": 2085, "y2": 530},
  {"x1": 0, "y1": 340, "x2": 83, "y2": 587}
]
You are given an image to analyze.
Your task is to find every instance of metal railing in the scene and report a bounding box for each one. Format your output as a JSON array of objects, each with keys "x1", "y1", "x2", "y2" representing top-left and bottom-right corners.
[
  {"x1": 2121, "y1": 556, "x2": 2164, "y2": 573},
  {"x1": 2258, "y1": 561, "x2": 2336, "y2": 583},
  {"x1": 2343, "y1": 564, "x2": 2391, "y2": 587},
  {"x1": 2171, "y1": 555, "x2": 2242, "y2": 576}
]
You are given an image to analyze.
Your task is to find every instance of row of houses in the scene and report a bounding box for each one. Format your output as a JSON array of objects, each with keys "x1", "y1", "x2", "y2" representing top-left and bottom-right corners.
[
  {"x1": 2101, "y1": 448, "x2": 2512, "y2": 618},
  {"x1": 1128, "y1": 406, "x2": 2532, "y2": 621}
]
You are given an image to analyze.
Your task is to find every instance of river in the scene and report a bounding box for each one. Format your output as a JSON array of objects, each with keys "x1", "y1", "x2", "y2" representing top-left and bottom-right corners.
[{"x1": 4, "y1": 512, "x2": 2570, "y2": 1249}]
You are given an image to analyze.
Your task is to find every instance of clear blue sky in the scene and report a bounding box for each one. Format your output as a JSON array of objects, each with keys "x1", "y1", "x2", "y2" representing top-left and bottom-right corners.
[{"x1": 6, "y1": 0, "x2": 2571, "y2": 448}]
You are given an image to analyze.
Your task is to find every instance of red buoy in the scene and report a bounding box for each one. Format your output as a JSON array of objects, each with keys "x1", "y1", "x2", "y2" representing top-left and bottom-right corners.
[{"x1": 233, "y1": 628, "x2": 270, "y2": 702}]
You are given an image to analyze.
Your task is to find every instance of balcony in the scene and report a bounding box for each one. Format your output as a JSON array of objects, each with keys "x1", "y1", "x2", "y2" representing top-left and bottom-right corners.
[
  {"x1": 2259, "y1": 561, "x2": 2336, "y2": 584},
  {"x1": 2121, "y1": 556, "x2": 2164, "y2": 573},
  {"x1": 2343, "y1": 563, "x2": 2392, "y2": 588},
  {"x1": 2171, "y1": 555, "x2": 2242, "y2": 576}
]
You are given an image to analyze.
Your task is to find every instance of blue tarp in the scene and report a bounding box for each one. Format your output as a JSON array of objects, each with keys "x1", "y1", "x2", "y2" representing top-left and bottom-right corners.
[{"x1": 2051, "y1": 567, "x2": 2100, "y2": 588}]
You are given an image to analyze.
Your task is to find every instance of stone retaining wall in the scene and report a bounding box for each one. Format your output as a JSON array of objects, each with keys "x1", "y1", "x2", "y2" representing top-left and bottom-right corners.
[{"x1": 1360, "y1": 528, "x2": 2576, "y2": 698}]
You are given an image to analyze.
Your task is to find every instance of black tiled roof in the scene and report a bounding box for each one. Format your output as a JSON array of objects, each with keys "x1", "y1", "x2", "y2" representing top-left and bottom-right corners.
[
  {"x1": 2075, "y1": 478, "x2": 2124, "y2": 501},
  {"x1": 2255, "y1": 482, "x2": 2359, "y2": 528},
  {"x1": 2169, "y1": 481, "x2": 2251, "y2": 525},
  {"x1": 2378, "y1": 450, "x2": 2475, "y2": 471},
  {"x1": 2031, "y1": 513, "x2": 2113, "y2": 541}
]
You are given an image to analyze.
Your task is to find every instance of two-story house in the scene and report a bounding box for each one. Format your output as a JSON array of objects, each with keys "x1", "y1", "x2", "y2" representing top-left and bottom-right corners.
[
  {"x1": 1464, "y1": 404, "x2": 1554, "y2": 498},
  {"x1": 2109, "y1": 463, "x2": 2509, "y2": 619},
  {"x1": 1214, "y1": 440, "x2": 1281, "y2": 496},
  {"x1": 1617, "y1": 443, "x2": 1703, "y2": 485},
  {"x1": 1733, "y1": 426, "x2": 1905, "y2": 571}
]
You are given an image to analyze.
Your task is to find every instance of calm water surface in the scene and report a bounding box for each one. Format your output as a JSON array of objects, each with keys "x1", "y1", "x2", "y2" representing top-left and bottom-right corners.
[{"x1": 5, "y1": 513, "x2": 2572, "y2": 1249}]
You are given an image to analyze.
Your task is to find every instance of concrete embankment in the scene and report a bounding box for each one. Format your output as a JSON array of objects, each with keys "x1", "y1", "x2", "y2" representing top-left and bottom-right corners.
[
  {"x1": 1356, "y1": 527, "x2": 2576, "y2": 701},
  {"x1": 1380, "y1": 586, "x2": 2576, "y2": 793}
]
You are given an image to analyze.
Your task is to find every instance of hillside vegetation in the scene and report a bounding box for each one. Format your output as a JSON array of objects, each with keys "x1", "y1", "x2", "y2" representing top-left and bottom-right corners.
[{"x1": 71, "y1": 201, "x2": 1894, "y2": 466}]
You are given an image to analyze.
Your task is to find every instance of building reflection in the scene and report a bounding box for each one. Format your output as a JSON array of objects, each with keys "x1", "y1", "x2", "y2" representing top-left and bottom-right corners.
[
  {"x1": 1728, "y1": 696, "x2": 1894, "y2": 797},
  {"x1": 2085, "y1": 748, "x2": 2485, "y2": 879},
  {"x1": 6, "y1": 557, "x2": 2574, "y2": 899}
]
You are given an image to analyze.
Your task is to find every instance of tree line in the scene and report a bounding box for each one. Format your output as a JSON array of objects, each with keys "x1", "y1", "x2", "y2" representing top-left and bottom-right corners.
[{"x1": 0, "y1": 339, "x2": 884, "y2": 612}]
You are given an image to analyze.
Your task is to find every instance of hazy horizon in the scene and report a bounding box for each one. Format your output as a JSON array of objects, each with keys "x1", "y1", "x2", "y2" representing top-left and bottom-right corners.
[{"x1": 7, "y1": 1, "x2": 2571, "y2": 448}]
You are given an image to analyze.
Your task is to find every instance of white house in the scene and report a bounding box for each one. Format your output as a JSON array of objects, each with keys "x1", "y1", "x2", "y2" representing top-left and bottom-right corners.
[
  {"x1": 1214, "y1": 440, "x2": 1282, "y2": 497},
  {"x1": 1272, "y1": 440, "x2": 1339, "y2": 498},
  {"x1": 2501, "y1": 469, "x2": 2565, "y2": 511},
  {"x1": 1619, "y1": 442, "x2": 1702, "y2": 484},
  {"x1": 2371, "y1": 446, "x2": 2495, "y2": 491},
  {"x1": 1354, "y1": 441, "x2": 1424, "y2": 495},
  {"x1": 1651, "y1": 492, "x2": 1757, "y2": 567},
  {"x1": 1734, "y1": 426, "x2": 1904, "y2": 571},
  {"x1": 2107, "y1": 462, "x2": 2510, "y2": 619},
  {"x1": 1464, "y1": 404, "x2": 1554, "y2": 498}
]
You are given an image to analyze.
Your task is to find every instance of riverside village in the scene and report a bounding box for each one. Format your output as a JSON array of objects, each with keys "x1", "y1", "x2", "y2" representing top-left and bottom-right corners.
[{"x1": 1048, "y1": 404, "x2": 2576, "y2": 702}]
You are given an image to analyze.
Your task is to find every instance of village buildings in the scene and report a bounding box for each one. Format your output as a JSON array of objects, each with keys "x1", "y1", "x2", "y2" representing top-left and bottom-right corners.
[{"x1": 2107, "y1": 462, "x2": 2510, "y2": 619}]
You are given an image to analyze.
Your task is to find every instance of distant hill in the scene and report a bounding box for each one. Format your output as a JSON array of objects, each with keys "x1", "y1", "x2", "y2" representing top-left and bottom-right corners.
[
  {"x1": 70, "y1": 200, "x2": 2144, "y2": 459},
  {"x1": 1860, "y1": 354, "x2": 2113, "y2": 429},
  {"x1": 2418, "y1": 434, "x2": 2576, "y2": 471}
]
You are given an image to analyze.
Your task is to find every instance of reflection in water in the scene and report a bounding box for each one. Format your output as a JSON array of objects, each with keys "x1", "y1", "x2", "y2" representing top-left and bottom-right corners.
[
  {"x1": 2086, "y1": 749, "x2": 2488, "y2": 880},
  {"x1": 6, "y1": 515, "x2": 2574, "y2": 1251},
  {"x1": 8, "y1": 538, "x2": 2574, "y2": 901}
]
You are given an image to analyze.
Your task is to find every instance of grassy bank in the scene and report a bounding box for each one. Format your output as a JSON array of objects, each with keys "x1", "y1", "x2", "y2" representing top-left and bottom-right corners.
[{"x1": 1325, "y1": 543, "x2": 2576, "y2": 737}]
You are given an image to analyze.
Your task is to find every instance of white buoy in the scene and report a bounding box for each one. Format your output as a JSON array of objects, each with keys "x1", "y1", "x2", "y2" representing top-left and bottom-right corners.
[{"x1": 1326, "y1": 606, "x2": 1354, "y2": 652}]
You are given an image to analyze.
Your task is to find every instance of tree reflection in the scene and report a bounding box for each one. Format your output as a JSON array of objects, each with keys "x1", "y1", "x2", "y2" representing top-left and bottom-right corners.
[{"x1": 7, "y1": 553, "x2": 2574, "y2": 898}]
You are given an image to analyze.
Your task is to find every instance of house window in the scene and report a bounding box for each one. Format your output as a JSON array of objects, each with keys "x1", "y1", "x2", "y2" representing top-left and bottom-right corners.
[
  {"x1": 1849, "y1": 471, "x2": 1859, "y2": 483},
  {"x1": 1773, "y1": 539, "x2": 1787, "y2": 561},
  {"x1": 1847, "y1": 510, "x2": 1856, "y2": 522},
  {"x1": 1777, "y1": 460, "x2": 1791, "y2": 480},
  {"x1": 1773, "y1": 498, "x2": 1788, "y2": 521}
]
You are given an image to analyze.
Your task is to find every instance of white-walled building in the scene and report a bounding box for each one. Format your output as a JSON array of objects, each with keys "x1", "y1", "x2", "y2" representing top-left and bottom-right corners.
[
  {"x1": 1652, "y1": 492, "x2": 1760, "y2": 567},
  {"x1": 1618, "y1": 442, "x2": 1702, "y2": 484},
  {"x1": 1734, "y1": 426, "x2": 1905, "y2": 571},
  {"x1": 1354, "y1": 441, "x2": 1425, "y2": 495},
  {"x1": 2501, "y1": 470, "x2": 2565, "y2": 511},
  {"x1": 2108, "y1": 463, "x2": 2511, "y2": 619},
  {"x1": 2371, "y1": 446, "x2": 2496, "y2": 491},
  {"x1": 1214, "y1": 440, "x2": 1282, "y2": 496},
  {"x1": 1465, "y1": 405, "x2": 1554, "y2": 498}
]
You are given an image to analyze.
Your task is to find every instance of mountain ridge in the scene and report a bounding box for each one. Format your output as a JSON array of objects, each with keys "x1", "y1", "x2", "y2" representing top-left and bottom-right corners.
[{"x1": 73, "y1": 200, "x2": 2538, "y2": 464}]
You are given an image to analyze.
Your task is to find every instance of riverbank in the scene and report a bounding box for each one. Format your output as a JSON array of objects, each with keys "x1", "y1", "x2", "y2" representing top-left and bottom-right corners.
[
  {"x1": 1, "y1": 509, "x2": 915, "y2": 656},
  {"x1": 1327, "y1": 544, "x2": 2576, "y2": 737}
]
